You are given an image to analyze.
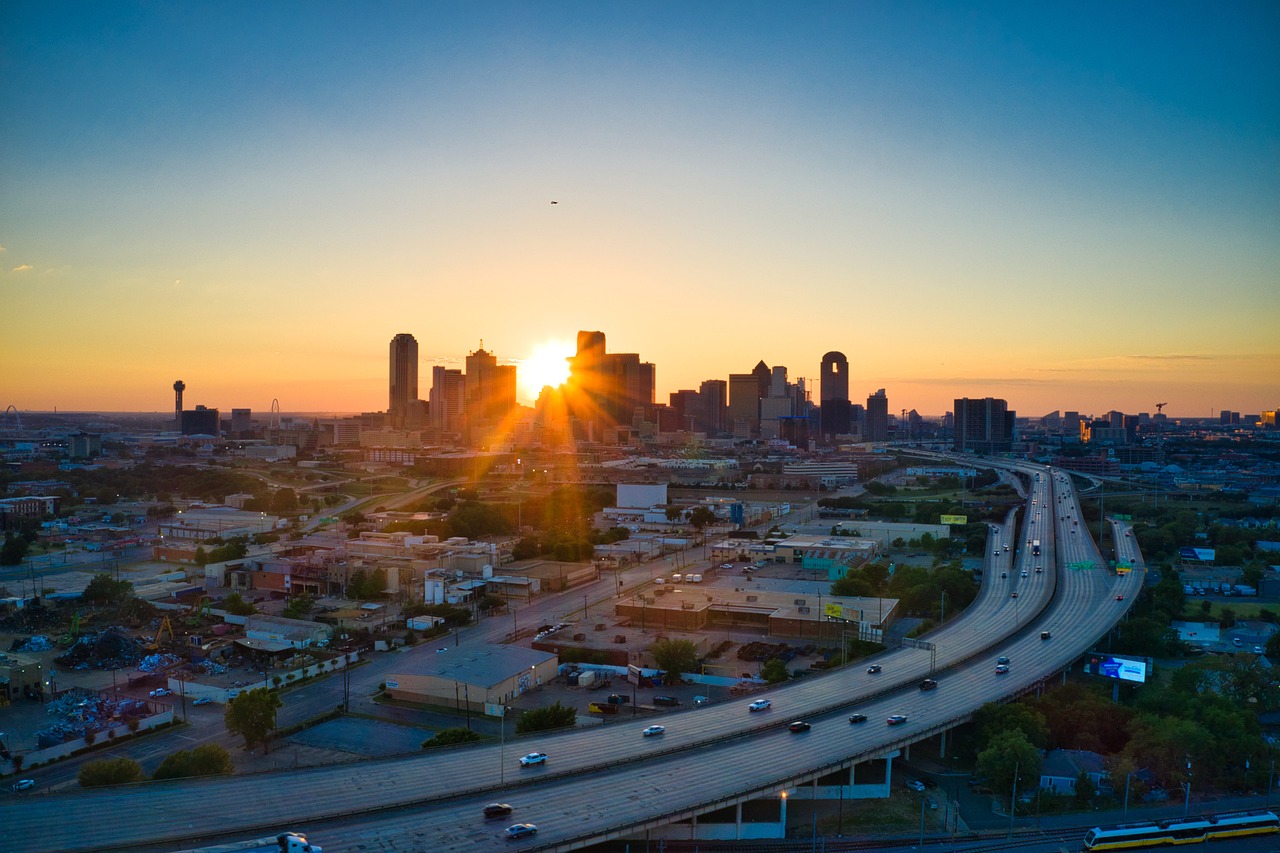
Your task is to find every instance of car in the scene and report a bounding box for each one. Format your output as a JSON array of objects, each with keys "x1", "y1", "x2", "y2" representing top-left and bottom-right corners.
[
  {"x1": 788, "y1": 721, "x2": 811, "y2": 733},
  {"x1": 919, "y1": 678, "x2": 937, "y2": 691},
  {"x1": 642, "y1": 725, "x2": 666, "y2": 737},
  {"x1": 995, "y1": 664, "x2": 1010, "y2": 674},
  {"x1": 484, "y1": 803, "x2": 514, "y2": 818},
  {"x1": 887, "y1": 714, "x2": 908, "y2": 725},
  {"x1": 996, "y1": 656, "x2": 1011, "y2": 665},
  {"x1": 905, "y1": 779, "x2": 926, "y2": 792},
  {"x1": 922, "y1": 778, "x2": 938, "y2": 789},
  {"x1": 504, "y1": 823, "x2": 538, "y2": 839},
  {"x1": 1020, "y1": 570, "x2": 1028, "y2": 578},
  {"x1": 1125, "y1": 530, "x2": 1131, "y2": 536},
  {"x1": 1232, "y1": 637, "x2": 1243, "y2": 647},
  {"x1": 149, "y1": 687, "x2": 172, "y2": 697},
  {"x1": 11, "y1": 779, "x2": 34, "y2": 792},
  {"x1": 1040, "y1": 630, "x2": 1051, "y2": 640},
  {"x1": 1115, "y1": 594, "x2": 1124, "y2": 601},
  {"x1": 192, "y1": 696, "x2": 212, "y2": 706},
  {"x1": 866, "y1": 664, "x2": 882, "y2": 674},
  {"x1": 518, "y1": 752, "x2": 547, "y2": 766},
  {"x1": 653, "y1": 695, "x2": 681, "y2": 707},
  {"x1": 848, "y1": 713, "x2": 867, "y2": 724},
  {"x1": 1035, "y1": 567, "x2": 1043, "y2": 574},
  {"x1": 748, "y1": 699, "x2": 772, "y2": 712},
  {"x1": 1000, "y1": 571, "x2": 1007, "y2": 579},
  {"x1": 1010, "y1": 592, "x2": 1019, "y2": 599},
  {"x1": 1255, "y1": 646, "x2": 1265, "y2": 654}
]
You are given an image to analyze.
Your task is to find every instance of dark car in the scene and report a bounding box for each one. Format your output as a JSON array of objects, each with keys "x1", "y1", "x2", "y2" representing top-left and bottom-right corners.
[
  {"x1": 919, "y1": 678, "x2": 938, "y2": 691},
  {"x1": 788, "y1": 721, "x2": 811, "y2": 733},
  {"x1": 922, "y1": 778, "x2": 938, "y2": 789},
  {"x1": 484, "y1": 803, "x2": 514, "y2": 818},
  {"x1": 653, "y1": 695, "x2": 681, "y2": 707},
  {"x1": 848, "y1": 713, "x2": 867, "y2": 724},
  {"x1": 866, "y1": 664, "x2": 882, "y2": 674}
]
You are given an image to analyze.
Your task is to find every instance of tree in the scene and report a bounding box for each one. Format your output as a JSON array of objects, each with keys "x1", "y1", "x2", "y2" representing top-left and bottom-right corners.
[
  {"x1": 194, "y1": 546, "x2": 208, "y2": 567},
  {"x1": 81, "y1": 573, "x2": 135, "y2": 605},
  {"x1": 78, "y1": 757, "x2": 144, "y2": 788},
  {"x1": 271, "y1": 488, "x2": 298, "y2": 513},
  {"x1": 515, "y1": 700, "x2": 577, "y2": 735},
  {"x1": 421, "y1": 727, "x2": 483, "y2": 748},
  {"x1": 0, "y1": 533, "x2": 29, "y2": 566},
  {"x1": 281, "y1": 593, "x2": 315, "y2": 620},
  {"x1": 761, "y1": 658, "x2": 789, "y2": 684},
  {"x1": 975, "y1": 730, "x2": 1041, "y2": 805},
  {"x1": 224, "y1": 687, "x2": 282, "y2": 754},
  {"x1": 152, "y1": 744, "x2": 234, "y2": 780},
  {"x1": 650, "y1": 638, "x2": 699, "y2": 683},
  {"x1": 688, "y1": 506, "x2": 717, "y2": 530},
  {"x1": 221, "y1": 592, "x2": 257, "y2": 616},
  {"x1": 665, "y1": 506, "x2": 683, "y2": 523}
]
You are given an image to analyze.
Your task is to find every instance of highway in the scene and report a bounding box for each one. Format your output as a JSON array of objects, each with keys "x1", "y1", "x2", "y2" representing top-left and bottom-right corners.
[{"x1": 3, "y1": 462, "x2": 1143, "y2": 853}]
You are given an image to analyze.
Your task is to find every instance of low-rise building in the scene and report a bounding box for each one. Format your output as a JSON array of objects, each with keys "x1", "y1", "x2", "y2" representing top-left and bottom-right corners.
[{"x1": 384, "y1": 643, "x2": 559, "y2": 711}]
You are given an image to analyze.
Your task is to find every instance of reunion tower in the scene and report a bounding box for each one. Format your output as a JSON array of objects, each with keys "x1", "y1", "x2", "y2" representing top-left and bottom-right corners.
[{"x1": 173, "y1": 380, "x2": 185, "y2": 428}]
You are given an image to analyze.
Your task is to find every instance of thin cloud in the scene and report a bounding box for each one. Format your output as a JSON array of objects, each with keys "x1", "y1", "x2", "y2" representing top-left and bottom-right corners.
[
  {"x1": 11, "y1": 263, "x2": 31, "y2": 272},
  {"x1": 0, "y1": 245, "x2": 7, "y2": 252}
]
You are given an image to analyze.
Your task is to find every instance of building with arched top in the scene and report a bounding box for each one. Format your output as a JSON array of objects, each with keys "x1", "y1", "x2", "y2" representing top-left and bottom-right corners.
[
  {"x1": 819, "y1": 352, "x2": 850, "y2": 438},
  {"x1": 388, "y1": 333, "x2": 419, "y2": 429}
]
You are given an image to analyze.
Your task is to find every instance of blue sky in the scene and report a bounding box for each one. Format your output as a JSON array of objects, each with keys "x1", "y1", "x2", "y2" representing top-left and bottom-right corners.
[{"x1": 2, "y1": 2, "x2": 1277, "y2": 416}]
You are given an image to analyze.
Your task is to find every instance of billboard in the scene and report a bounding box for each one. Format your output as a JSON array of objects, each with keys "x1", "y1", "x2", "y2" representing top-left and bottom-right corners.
[
  {"x1": 1179, "y1": 547, "x2": 1216, "y2": 562},
  {"x1": 1084, "y1": 653, "x2": 1149, "y2": 684},
  {"x1": 940, "y1": 514, "x2": 968, "y2": 525},
  {"x1": 823, "y1": 602, "x2": 863, "y2": 622}
]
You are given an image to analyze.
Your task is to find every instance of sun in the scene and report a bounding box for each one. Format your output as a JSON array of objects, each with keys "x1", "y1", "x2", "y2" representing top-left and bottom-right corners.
[{"x1": 517, "y1": 339, "x2": 574, "y2": 403}]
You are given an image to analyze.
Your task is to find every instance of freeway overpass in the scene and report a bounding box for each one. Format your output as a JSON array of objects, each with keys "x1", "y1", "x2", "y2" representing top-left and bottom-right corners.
[{"x1": 4, "y1": 462, "x2": 1143, "y2": 853}]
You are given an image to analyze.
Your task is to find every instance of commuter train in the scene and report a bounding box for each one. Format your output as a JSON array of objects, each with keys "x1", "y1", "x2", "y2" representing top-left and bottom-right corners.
[{"x1": 1083, "y1": 810, "x2": 1279, "y2": 850}]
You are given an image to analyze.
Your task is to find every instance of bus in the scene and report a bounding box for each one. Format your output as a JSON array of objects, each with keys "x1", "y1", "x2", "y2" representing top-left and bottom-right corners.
[{"x1": 1083, "y1": 810, "x2": 1280, "y2": 850}]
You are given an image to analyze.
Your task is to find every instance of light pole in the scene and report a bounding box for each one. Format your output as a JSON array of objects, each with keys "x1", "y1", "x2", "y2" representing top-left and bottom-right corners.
[
  {"x1": 1183, "y1": 755, "x2": 1192, "y2": 817},
  {"x1": 1008, "y1": 760, "x2": 1020, "y2": 839}
]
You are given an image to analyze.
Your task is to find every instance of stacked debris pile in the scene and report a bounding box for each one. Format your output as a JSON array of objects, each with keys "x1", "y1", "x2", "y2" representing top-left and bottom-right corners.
[
  {"x1": 54, "y1": 627, "x2": 143, "y2": 670},
  {"x1": 12, "y1": 635, "x2": 54, "y2": 652},
  {"x1": 35, "y1": 690, "x2": 155, "y2": 748},
  {"x1": 138, "y1": 653, "x2": 182, "y2": 672},
  {"x1": 197, "y1": 658, "x2": 228, "y2": 676}
]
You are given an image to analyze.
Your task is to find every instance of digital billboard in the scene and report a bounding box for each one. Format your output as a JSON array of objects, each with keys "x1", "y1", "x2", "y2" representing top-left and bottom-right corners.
[
  {"x1": 1084, "y1": 653, "x2": 1149, "y2": 684},
  {"x1": 940, "y1": 514, "x2": 968, "y2": 525},
  {"x1": 1179, "y1": 547, "x2": 1216, "y2": 562}
]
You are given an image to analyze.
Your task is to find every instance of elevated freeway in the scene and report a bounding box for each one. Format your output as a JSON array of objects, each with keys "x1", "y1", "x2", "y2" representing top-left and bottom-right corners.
[{"x1": 4, "y1": 462, "x2": 1143, "y2": 853}]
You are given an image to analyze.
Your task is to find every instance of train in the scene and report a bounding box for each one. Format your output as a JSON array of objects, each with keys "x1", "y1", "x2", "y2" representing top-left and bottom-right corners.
[{"x1": 1083, "y1": 810, "x2": 1279, "y2": 850}]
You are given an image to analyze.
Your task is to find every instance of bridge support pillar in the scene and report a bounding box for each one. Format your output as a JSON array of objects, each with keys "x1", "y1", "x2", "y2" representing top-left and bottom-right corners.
[{"x1": 938, "y1": 729, "x2": 948, "y2": 757}]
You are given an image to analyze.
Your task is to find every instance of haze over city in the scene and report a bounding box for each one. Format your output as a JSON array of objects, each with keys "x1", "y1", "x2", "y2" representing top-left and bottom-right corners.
[{"x1": 2, "y1": 2, "x2": 1277, "y2": 416}]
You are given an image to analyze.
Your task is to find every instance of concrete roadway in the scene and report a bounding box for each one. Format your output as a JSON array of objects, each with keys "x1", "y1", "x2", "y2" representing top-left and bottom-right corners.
[{"x1": 3, "y1": 463, "x2": 1145, "y2": 853}]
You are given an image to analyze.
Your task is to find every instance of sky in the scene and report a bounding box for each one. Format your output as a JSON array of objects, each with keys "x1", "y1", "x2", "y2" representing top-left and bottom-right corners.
[{"x1": 2, "y1": 1, "x2": 1278, "y2": 418}]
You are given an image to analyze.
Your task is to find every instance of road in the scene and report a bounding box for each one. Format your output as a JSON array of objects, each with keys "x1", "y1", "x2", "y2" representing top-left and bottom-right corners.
[{"x1": 2, "y1": 461, "x2": 1144, "y2": 853}]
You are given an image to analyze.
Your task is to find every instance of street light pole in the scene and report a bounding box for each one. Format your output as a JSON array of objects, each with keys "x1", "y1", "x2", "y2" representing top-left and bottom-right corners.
[{"x1": 1183, "y1": 755, "x2": 1192, "y2": 817}]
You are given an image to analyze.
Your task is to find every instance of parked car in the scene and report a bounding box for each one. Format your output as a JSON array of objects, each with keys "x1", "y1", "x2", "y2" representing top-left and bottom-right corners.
[
  {"x1": 788, "y1": 721, "x2": 811, "y2": 733},
  {"x1": 653, "y1": 696, "x2": 681, "y2": 707},
  {"x1": 484, "y1": 803, "x2": 513, "y2": 818},
  {"x1": 905, "y1": 779, "x2": 926, "y2": 792},
  {"x1": 518, "y1": 752, "x2": 547, "y2": 766},
  {"x1": 642, "y1": 725, "x2": 666, "y2": 737},
  {"x1": 192, "y1": 696, "x2": 213, "y2": 706},
  {"x1": 149, "y1": 687, "x2": 172, "y2": 698},
  {"x1": 748, "y1": 699, "x2": 772, "y2": 712},
  {"x1": 848, "y1": 713, "x2": 867, "y2": 724},
  {"x1": 922, "y1": 778, "x2": 938, "y2": 789},
  {"x1": 504, "y1": 823, "x2": 538, "y2": 839}
]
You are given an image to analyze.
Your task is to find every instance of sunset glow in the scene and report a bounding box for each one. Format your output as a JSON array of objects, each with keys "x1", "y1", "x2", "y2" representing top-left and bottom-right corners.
[{"x1": 516, "y1": 340, "x2": 574, "y2": 405}]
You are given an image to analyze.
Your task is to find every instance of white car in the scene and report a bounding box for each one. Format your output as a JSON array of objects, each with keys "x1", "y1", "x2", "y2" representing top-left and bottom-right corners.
[
  {"x1": 518, "y1": 752, "x2": 547, "y2": 766},
  {"x1": 642, "y1": 725, "x2": 666, "y2": 737},
  {"x1": 748, "y1": 699, "x2": 772, "y2": 712},
  {"x1": 149, "y1": 687, "x2": 172, "y2": 698},
  {"x1": 11, "y1": 779, "x2": 34, "y2": 792},
  {"x1": 192, "y1": 696, "x2": 213, "y2": 706}
]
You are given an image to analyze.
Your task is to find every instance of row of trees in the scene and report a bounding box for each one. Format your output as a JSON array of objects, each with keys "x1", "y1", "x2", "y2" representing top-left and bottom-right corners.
[{"x1": 78, "y1": 743, "x2": 235, "y2": 788}]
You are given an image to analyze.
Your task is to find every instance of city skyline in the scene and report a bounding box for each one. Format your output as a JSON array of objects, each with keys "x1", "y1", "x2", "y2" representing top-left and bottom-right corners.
[{"x1": 2, "y1": 3, "x2": 1277, "y2": 416}]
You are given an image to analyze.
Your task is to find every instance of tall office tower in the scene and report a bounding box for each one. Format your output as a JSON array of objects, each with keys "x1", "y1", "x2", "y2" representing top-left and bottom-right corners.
[
  {"x1": 728, "y1": 372, "x2": 763, "y2": 437},
  {"x1": 697, "y1": 379, "x2": 727, "y2": 436},
  {"x1": 429, "y1": 366, "x2": 466, "y2": 436},
  {"x1": 669, "y1": 390, "x2": 699, "y2": 431},
  {"x1": 464, "y1": 344, "x2": 517, "y2": 445},
  {"x1": 388, "y1": 333, "x2": 419, "y2": 429},
  {"x1": 173, "y1": 380, "x2": 186, "y2": 428},
  {"x1": 865, "y1": 388, "x2": 890, "y2": 442},
  {"x1": 180, "y1": 404, "x2": 220, "y2": 437},
  {"x1": 565, "y1": 331, "x2": 656, "y2": 441},
  {"x1": 819, "y1": 352, "x2": 851, "y2": 438},
  {"x1": 759, "y1": 365, "x2": 794, "y2": 439},
  {"x1": 230, "y1": 408, "x2": 252, "y2": 437},
  {"x1": 953, "y1": 397, "x2": 1015, "y2": 453}
]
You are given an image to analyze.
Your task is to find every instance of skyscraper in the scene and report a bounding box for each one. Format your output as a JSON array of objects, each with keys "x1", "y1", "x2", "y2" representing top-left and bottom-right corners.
[
  {"x1": 464, "y1": 344, "x2": 517, "y2": 446},
  {"x1": 953, "y1": 397, "x2": 1015, "y2": 454},
  {"x1": 819, "y1": 352, "x2": 851, "y2": 438},
  {"x1": 429, "y1": 366, "x2": 466, "y2": 436},
  {"x1": 388, "y1": 333, "x2": 419, "y2": 429},
  {"x1": 565, "y1": 331, "x2": 655, "y2": 441},
  {"x1": 865, "y1": 388, "x2": 889, "y2": 442}
]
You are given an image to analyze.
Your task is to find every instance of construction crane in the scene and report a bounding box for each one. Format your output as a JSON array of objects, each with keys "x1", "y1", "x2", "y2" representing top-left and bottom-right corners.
[{"x1": 1156, "y1": 402, "x2": 1167, "y2": 414}]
